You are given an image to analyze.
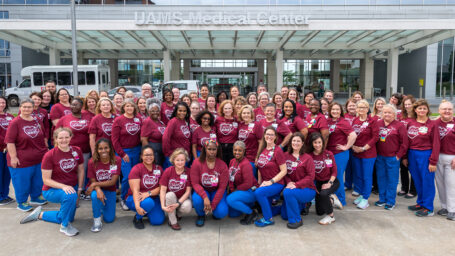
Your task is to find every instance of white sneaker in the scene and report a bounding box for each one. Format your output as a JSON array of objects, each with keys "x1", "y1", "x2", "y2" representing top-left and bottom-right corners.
[
  {"x1": 357, "y1": 198, "x2": 369, "y2": 210},
  {"x1": 60, "y1": 223, "x2": 79, "y2": 237},
  {"x1": 353, "y1": 195, "x2": 363, "y2": 205},
  {"x1": 352, "y1": 191, "x2": 360, "y2": 196},
  {"x1": 318, "y1": 215, "x2": 335, "y2": 225},
  {"x1": 90, "y1": 218, "x2": 103, "y2": 233},
  {"x1": 330, "y1": 194, "x2": 343, "y2": 210},
  {"x1": 120, "y1": 200, "x2": 129, "y2": 211}
]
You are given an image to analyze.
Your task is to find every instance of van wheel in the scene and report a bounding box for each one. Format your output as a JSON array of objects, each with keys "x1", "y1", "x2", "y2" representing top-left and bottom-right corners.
[{"x1": 8, "y1": 95, "x2": 19, "y2": 107}]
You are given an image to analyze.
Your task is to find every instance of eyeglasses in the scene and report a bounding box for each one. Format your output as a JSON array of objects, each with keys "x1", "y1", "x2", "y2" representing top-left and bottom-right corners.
[
  {"x1": 202, "y1": 117, "x2": 210, "y2": 120},
  {"x1": 143, "y1": 154, "x2": 154, "y2": 157}
]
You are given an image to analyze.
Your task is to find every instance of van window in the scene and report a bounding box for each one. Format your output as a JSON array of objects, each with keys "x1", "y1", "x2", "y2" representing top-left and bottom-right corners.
[
  {"x1": 170, "y1": 83, "x2": 187, "y2": 90},
  {"x1": 58, "y1": 72, "x2": 71, "y2": 86},
  {"x1": 33, "y1": 72, "x2": 43, "y2": 86},
  {"x1": 43, "y1": 72, "x2": 57, "y2": 83},
  {"x1": 102, "y1": 74, "x2": 106, "y2": 84},
  {"x1": 78, "y1": 71, "x2": 86, "y2": 86},
  {"x1": 86, "y1": 71, "x2": 95, "y2": 85},
  {"x1": 19, "y1": 79, "x2": 31, "y2": 88}
]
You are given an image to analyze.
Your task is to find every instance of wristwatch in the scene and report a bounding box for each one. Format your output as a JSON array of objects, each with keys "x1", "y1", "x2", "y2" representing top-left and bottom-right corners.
[
  {"x1": 329, "y1": 181, "x2": 334, "y2": 185},
  {"x1": 148, "y1": 191, "x2": 152, "y2": 197}
]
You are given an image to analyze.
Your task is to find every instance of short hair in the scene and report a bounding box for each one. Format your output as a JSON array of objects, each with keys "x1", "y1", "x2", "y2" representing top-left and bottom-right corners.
[
  {"x1": 216, "y1": 91, "x2": 228, "y2": 104},
  {"x1": 162, "y1": 89, "x2": 174, "y2": 102},
  {"x1": 218, "y1": 100, "x2": 234, "y2": 117},
  {"x1": 140, "y1": 145, "x2": 155, "y2": 164},
  {"x1": 344, "y1": 98, "x2": 357, "y2": 114},
  {"x1": 95, "y1": 97, "x2": 115, "y2": 115},
  {"x1": 116, "y1": 86, "x2": 127, "y2": 93},
  {"x1": 53, "y1": 127, "x2": 73, "y2": 146},
  {"x1": 56, "y1": 88, "x2": 72, "y2": 104},
  {"x1": 124, "y1": 90, "x2": 135, "y2": 98},
  {"x1": 272, "y1": 92, "x2": 283, "y2": 105},
  {"x1": 195, "y1": 110, "x2": 215, "y2": 126},
  {"x1": 71, "y1": 97, "x2": 84, "y2": 107},
  {"x1": 169, "y1": 148, "x2": 190, "y2": 165},
  {"x1": 328, "y1": 102, "x2": 344, "y2": 119},
  {"x1": 148, "y1": 102, "x2": 160, "y2": 112},
  {"x1": 20, "y1": 98, "x2": 34, "y2": 107},
  {"x1": 190, "y1": 100, "x2": 200, "y2": 109},
  {"x1": 141, "y1": 83, "x2": 152, "y2": 90},
  {"x1": 45, "y1": 80, "x2": 56, "y2": 86},
  {"x1": 356, "y1": 99, "x2": 370, "y2": 112},
  {"x1": 258, "y1": 92, "x2": 270, "y2": 101},
  {"x1": 352, "y1": 91, "x2": 364, "y2": 99},
  {"x1": 233, "y1": 140, "x2": 246, "y2": 151},
  {"x1": 233, "y1": 96, "x2": 247, "y2": 107},
  {"x1": 246, "y1": 92, "x2": 258, "y2": 105},
  {"x1": 439, "y1": 100, "x2": 454, "y2": 110},
  {"x1": 120, "y1": 99, "x2": 138, "y2": 116},
  {"x1": 257, "y1": 84, "x2": 267, "y2": 92},
  {"x1": 412, "y1": 99, "x2": 431, "y2": 118},
  {"x1": 237, "y1": 105, "x2": 254, "y2": 122},
  {"x1": 30, "y1": 92, "x2": 43, "y2": 100},
  {"x1": 264, "y1": 103, "x2": 276, "y2": 110},
  {"x1": 287, "y1": 132, "x2": 306, "y2": 155},
  {"x1": 382, "y1": 104, "x2": 397, "y2": 116},
  {"x1": 323, "y1": 90, "x2": 334, "y2": 98}
]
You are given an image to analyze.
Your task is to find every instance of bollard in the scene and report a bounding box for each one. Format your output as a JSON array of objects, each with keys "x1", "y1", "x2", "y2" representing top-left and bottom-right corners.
[
  {"x1": 443, "y1": 87, "x2": 446, "y2": 99},
  {"x1": 400, "y1": 87, "x2": 404, "y2": 94},
  {"x1": 348, "y1": 87, "x2": 352, "y2": 98},
  {"x1": 419, "y1": 86, "x2": 423, "y2": 99}
]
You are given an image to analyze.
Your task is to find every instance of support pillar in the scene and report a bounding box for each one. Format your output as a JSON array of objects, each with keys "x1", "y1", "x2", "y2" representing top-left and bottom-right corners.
[
  {"x1": 386, "y1": 48, "x2": 399, "y2": 99},
  {"x1": 275, "y1": 49, "x2": 283, "y2": 92},
  {"x1": 183, "y1": 59, "x2": 191, "y2": 80},
  {"x1": 49, "y1": 48, "x2": 60, "y2": 65},
  {"x1": 360, "y1": 54, "x2": 374, "y2": 100},
  {"x1": 108, "y1": 59, "x2": 118, "y2": 89},
  {"x1": 257, "y1": 59, "x2": 264, "y2": 86},
  {"x1": 163, "y1": 50, "x2": 171, "y2": 82},
  {"x1": 267, "y1": 56, "x2": 276, "y2": 92},
  {"x1": 170, "y1": 52, "x2": 180, "y2": 81},
  {"x1": 425, "y1": 43, "x2": 438, "y2": 99},
  {"x1": 330, "y1": 60, "x2": 340, "y2": 93}
]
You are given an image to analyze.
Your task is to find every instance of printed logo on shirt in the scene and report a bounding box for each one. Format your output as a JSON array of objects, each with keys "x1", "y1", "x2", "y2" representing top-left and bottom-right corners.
[
  {"x1": 22, "y1": 125, "x2": 40, "y2": 138},
  {"x1": 0, "y1": 117, "x2": 11, "y2": 130},
  {"x1": 238, "y1": 129, "x2": 250, "y2": 141},
  {"x1": 190, "y1": 123, "x2": 200, "y2": 133},
  {"x1": 439, "y1": 125, "x2": 451, "y2": 139},
  {"x1": 180, "y1": 125, "x2": 191, "y2": 138},
  {"x1": 101, "y1": 122, "x2": 113, "y2": 136},
  {"x1": 345, "y1": 117, "x2": 354, "y2": 126},
  {"x1": 59, "y1": 158, "x2": 77, "y2": 173},
  {"x1": 313, "y1": 160, "x2": 325, "y2": 174},
  {"x1": 328, "y1": 124, "x2": 336, "y2": 134},
  {"x1": 33, "y1": 112, "x2": 45, "y2": 121},
  {"x1": 219, "y1": 123, "x2": 234, "y2": 135},
  {"x1": 165, "y1": 109, "x2": 173, "y2": 120},
  {"x1": 407, "y1": 125, "x2": 420, "y2": 139},
  {"x1": 229, "y1": 166, "x2": 240, "y2": 182},
  {"x1": 256, "y1": 114, "x2": 265, "y2": 122},
  {"x1": 168, "y1": 178, "x2": 185, "y2": 192},
  {"x1": 400, "y1": 119, "x2": 409, "y2": 128},
  {"x1": 352, "y1": 124, "x2": 367, "y2": 135},
  {"x1": 201, "y1": 172, "x2": 218, "y2": 187},
  {"x1": 96, "y1": 169, "x2": 112, "y2": 182},
  {"x1": 142, "y1": 173, "x2": 159, "y2": 189},
  {"x1": 200, "y1": 137, "x2": 210, "y2": 147},
  {"x1": 125, "y1": 123, "x2": 140, "y2": 135},
  {"x1": 158, "y1": 126, "x2": 166, "y2": 135},
  {"x1": 285, "y1": 160, "x2": 297, "y2": 175},
  {"x1": 69, "y1": 120, "x2": 87, "y2": 131},
  {"x1": 379, "y1": 127, "x2": 394, "y2": 141},
  {"x1": 63, "y1": 110, "x2": 72, "y2": 116},
  {"x1": 257, "y1": 153, "x2": 270, "y2": 168}
]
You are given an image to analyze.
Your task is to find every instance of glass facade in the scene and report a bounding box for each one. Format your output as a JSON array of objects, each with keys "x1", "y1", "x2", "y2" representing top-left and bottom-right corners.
[
  {"x1": 340, "y1": 60, "x2": 360, "y2": 92},
  {"x1": 191, "y1": 59, "x2": 257, "y2": 68},
  {"x1": 436, "y1": 37, "x2": 455, "y2": 98},
  {"x1": 283, "y1": 60, "x2": 330, "y2": 92}
]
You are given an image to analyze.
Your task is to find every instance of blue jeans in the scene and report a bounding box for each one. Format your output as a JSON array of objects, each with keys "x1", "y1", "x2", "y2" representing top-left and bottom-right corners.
[
  {"x1": 375, "y1": 155, "x2": 400, "y2": 206},
  {"x1": 0, "y1": 152, "x2": 11, "y2": 201},
  {"x1": 192, "y1": 190, "x2": 229, "y2": 219},
  {"x1": 334, "y1": 150, "x2": 349, "y2": 205},
  {"x1": 281, "y1": 188, "x2": 316, "y2": 223},
  {"x1": 408, "y1": 149, "x2": 435, "y2": 211},
  {"x1": 254, "y1": 183, "x2": 284, "y2": 220},
  {"x1": 120, "y1": 146, "x2": 141, "y2": 200},
  {"x1": 42, "y1": 188, "x2": 77, "y2": 227},
  {"x1": 91, "y1": 190, "x2": 117, "y2": 223},
  {"x1": 125, "y1": 195, "x2": 165, "y2": 225},
  {"x1": 9, "y1": 163, "x2": 42, "y2": 204},
  {"x1": 352, "y1": 156, "x2": 376, "y2": 200},
  {"x1": 345, "y1": 150, "x2": 360, "y2": 192},
  {"x1": 227, "y1": 189, "x2": 256, "y2": 217}
]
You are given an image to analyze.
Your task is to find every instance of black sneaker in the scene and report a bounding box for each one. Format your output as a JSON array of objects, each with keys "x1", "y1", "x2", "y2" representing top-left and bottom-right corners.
[
  {"x1": 437, "y1": 208, "x2": 448, "y2": 216},
  {"x1": 408, "y1": 204, "x2": 424, "y2": 211},
  {"x1": 301, "y1": 202, "x2": 311, "y2": 216},
  {"x1": 133, "y1": 216, "x2": 144, "y2": 229},
  {"x1": 286, "y1": 220, "x2": 303, "y2": 229},
  {"x1": 240, "y1": 210, "x2": 258, "y2": 225},
  {"x1": 415, "y1": 208, "x2": 434, "y2": 217},
  {"x1": 0, "y1": 198, "x2": 12, "y2": 205},
  {"x1": 195, "y1": 216, "x2": 205, "y2": 227}
]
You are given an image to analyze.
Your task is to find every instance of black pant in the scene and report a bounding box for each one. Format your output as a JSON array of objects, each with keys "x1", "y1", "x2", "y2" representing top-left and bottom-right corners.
[
  {"x1": 315, "y1": 178, "x2": 340, "y2": 216},
  {"x1": 220, "y1": 143, "x2": 234, "y2": 167},
  {"x1": 372, "y1": 164, "x2": 378, "y2": 191},
  {"x1": 400, "y1": 160, "x2": 416, "y2": 195}
]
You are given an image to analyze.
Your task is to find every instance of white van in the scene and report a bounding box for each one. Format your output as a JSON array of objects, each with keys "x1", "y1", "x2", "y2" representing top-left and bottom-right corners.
[
  {"x1": 5, "y1": 65, "x2": 110, "y2": 106},
  {"x1": 157, "y1": 80, "x2": 200, "y2": 100}
]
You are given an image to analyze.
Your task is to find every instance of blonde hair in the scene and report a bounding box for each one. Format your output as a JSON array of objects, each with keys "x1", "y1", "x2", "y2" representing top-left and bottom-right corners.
[
  {"x1": 169, "y1": 148, "x2": 190, "y2": 165},
  {"x1": 237, "y1": 105, "x2": 254, "y2": 122},
  {"x1": 356, "y1": 99, "x2": 370, "y2": 116},
  {"x1": 53, "y1": 127, "x2": 73, "y2": 147},
  {"x1": 372, "y1": 97, "x2": 386, "y2": 117},
  {"x1": 95, "y1": 97, "x2": 115, "y2": 115},
  {"x1": 218, "y1": 100, "x2": 234, "y2": 117}
]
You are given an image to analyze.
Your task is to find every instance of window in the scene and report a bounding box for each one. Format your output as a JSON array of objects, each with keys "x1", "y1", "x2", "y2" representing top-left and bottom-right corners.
[
  {"x1": 43, "y1": 72, "x2": 57, "y2": 83},
  {"x1": 86, "y1": 71, "x2": 96, "y2": 85},
  {"x1": 33, "y1": 72, "x2": 43, "y2": 86},
  {"x1": 57, "y1": 72, "x2": 71, "y2": 85},
  {"x1": 102, "y1": 74, "x2": 106, "y2": 84},
  {"x1": 169, "y1": 83, "x2": 188, "y2": 90},
  {"x1": 78, "y1": 71, "x2": 86, "y2": 85},
  {"x1": 0, "y1": 11, "x2": 10, "y2": 57},
  {"x1": 19, "y1": 79, "x2": 31, "y2": 88}
]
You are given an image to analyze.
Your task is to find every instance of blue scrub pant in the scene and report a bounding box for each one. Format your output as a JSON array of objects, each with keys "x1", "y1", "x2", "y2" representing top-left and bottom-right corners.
[
  {"x1": 126, "y1": 195, "x2": 165, "y2": 225},
  {"x1": 375, "y1": 155, "x2": 400, "y2": 206},
  {"x1": 91, "y1": 190, "x2": 117, "y2": 223},
  {"x1": 9, "y1": 163, "x2": 42, "y2": 204},
  {"x1": 120, "y1": 146, "x2": 141, "y2": 200},
  {"x1": 352, "y1": 156, "x2": 376, "y2": 200},
  {"x1": 0, "y1": 152, "x2": 11, "y2": 201},
  {"x1": 254, "y1": 183, "x2": 284, "y2": 220},
  {"x1": 192, "y1": 190, "x2": 229, "y2": 219},
  {"x1": 227, "y1": 189, "x2": 256, "y2": 217},
  {"x1": 281, "y1": 188, "x2": 316, "y2": 223},
  {"x1": 250, "y1": 162, "x2": 258, "y2": 179},
  {"x1": 42, "y1": 188, "x2": 77, "y2": 227},
  {"x1": 408, "y1": 149, "x2": 435, "y2": 211},
  {"x1": 334, "y1": 150, "x2": 349, "y2": 205}
]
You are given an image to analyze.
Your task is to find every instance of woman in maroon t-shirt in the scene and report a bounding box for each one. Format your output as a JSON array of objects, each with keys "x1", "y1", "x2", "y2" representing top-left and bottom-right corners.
[
  {"x1": 161, "y1": 89, "x2": 175, "y2": 125},
  {"x1": 82, "y1": 95, "x2": 97, "y2": 120},
  {"x1": 215, "y1": 100, "x2": 239, "y2": 166},
  {"x1": 112, "y1": 94, "x2": 124, "y2": 117},
  {"x1": 20, "y1": 128, "x2": 84, "y2": 237},
  {"x1": 237, "y1": 105, "x2": 261, "y2": 178},
  {"x1": 88, "y1": 97, "x2": 116, "y2": 154},
  {"x1": 189, "y1": 101, "x2": 201, "y2": 133},
  {"x1": 257, "y1": 103, "x2": 292, "y2": 148},
  {"x1": 305, "y1": 99, "x2": 329, "y2": 144},
  {"x1": 29, "y1": 92, "x2": 50, "y2": 141},
  {"x1": 205, "y1": 94, "x2": 218, "y2": 119},
  {"x1": 192, "y1": 110, "x2": 216, "y2": 158},
  {"x1": 136, "y1": 97, "x2": 148, "y2": 121},
  {"x1": 279, "y1": 99, "x2": 307, "y2": 136},
  {"x1": 254, "y1": 92, "x2": 269, "y2": 122},
  {"x1": 50, "y1": 88, "x2": 72, "y2": 126},
  {"x1": 141, "y1": 102, "x2": 166, "y2": 166},
  {"x1": 0, "y1": 96, "x2": 14, "y2": 205},
  {"x1": 159, "y1": 148, "x2": 192, "y2": 230},
  {"x1": 272, "y1": 93, "x2": 283, "y2": 119}
]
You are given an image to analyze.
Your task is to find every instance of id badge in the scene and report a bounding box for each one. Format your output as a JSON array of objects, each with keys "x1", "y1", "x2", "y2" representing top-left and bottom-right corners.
[
  {"x1": 6, "y1": 116, "x2": 12, "y2": 121},
  {"x1": 272, "y1": 123, "x2": 278, "y2": 129},
  {"x1": 229, "y1": 175, "x2": 235, "y2": 182},
  {"x1": 110, "y1": 165, "x2": 117, "y2": 173},
  {"x1": 248, "y1": 123, "x2": 254, "y2": 132},
  {"x1": 325, "y1": 159, "x2": 333, "y2": 167},
  {"x1": 180, "y1": 174, "x2": 187, "y2": 183},
  {"x1": 210, "y1": 133, "x2": 217, "y2": 140},
  {"x1": 72, "y1": 151, "x2": 79, "y2": 160},
  {"x1": 153, "y1": 169, "x2": 161, "y2": 176},
  {"x1": 361, "y1": 121, "x2": 369, "y2": 128},
  {"x1": 233, "y1": 122, "x2": 238, "y2": 128},
  {"x1": 134, "y1": 118, "x2": 140, "y2": 123},
  {"x1": 447, "y1": 123, "x2": 454, "y2": 132},
  {"x1": 380, "y1": 136, "x2": 386, "y2": 142},
  {"x1": 329, "y1": 125, "x2": 336, "y2": 133},
  {"x1": 211, "y1": 176, "x2": 218, "y2": 186},
  {"x1": 418, "y1": 126, "x2": 428, "y2": 135}
]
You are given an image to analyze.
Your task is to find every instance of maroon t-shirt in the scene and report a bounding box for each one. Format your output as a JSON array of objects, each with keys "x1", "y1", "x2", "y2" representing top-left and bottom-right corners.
[
  {"x1": 376, "y1": 119, "x2": 408, "y2": 158},
  {"x1": 435, "y1": 118, "x2": 455, "y2": 155},
  {"x1": 160, "y1": 102, "x2": 175, "y2": 125},
  {"x1": 191, "y1": 126, "x2": 216, "y2": 152},
  {"x1": 49, "y1": 103, "x2": 71, "y2": 121},
  {"x1": 32, "y1": 108, "x2": 50, "y2": 139},
  {"x1": 190, "y1": 158, "x2": 228, "y2": 210},
  {"x1": 400, "y1": 117, "x2": 413, "y2": 128},
  {"x1": 5, "y1": 117, "x2": 47, "y2": 168},
  {"x1": 407, "y1": 119, "x2": 440, "y2": 165},
  {"x1": 88, "y1": 114, "x2": 116, "y2": 142},
  {"x1": 42, "y1": 146, "x2": 84, "y2": 191},
  {"x1": 111, "y1": 115, "x2": 142, "y2": 157},
  {"x1": 137, "y1": 112, "x2": 148, "y2": 122},
  {"x1": 228, "y1": 157, "x2": 258, "y2": 192},
  {"x1": 309, "y1": 150, "x2": 337, "y2": 182},
  {"x1": 275, "y1": 108, "x2": 283, "y2": 119},
  {"x1": 352, "y1": 116, "x2": 379, "y2": 159},
  {"x1": 327, "y1": 117, "x2": 354, "y2": 155},
  {"x1": 127, "y1": 163, "x2": 163, "y2": 199},
  {"x1": 198, "y1": 98, "x2": 206, "y2": 110},
  {"x1": 238, "y1": 122, "x2": 261, "y2": 162},
  {"x1": 82, "y1": 110, "x2": 95, "y2": 120},
  {"x1": 297, "y1": 103, "x2": 311, "y2": 119},
  {"x1": 162, "y1": 118, "x2": 191, "y2": 157},
  {"x1": 279, "y1": 116, "x2": 306, "y2": 133},
  {"x1": 141, "y1": 118, "x2": 166, "y2": 143},
  {"x1": 215, "y1": 116, "x2": 239, "y2": 144},
  {"x1": 256, "y1": 118, "x2": 291, "y2": 146},
  {"x1": 56, "y1": 112, "x2": 92, "y2": 153},
  {"x1": 87, "y1": 156, "x2": 122, "y2": 192},
  {"x1": 254, "y1": 107, "x2": 266, "y2": 122},
  {"x1": 190, "y1": 117, "x2": 200, "y2": 133},
  {"x1": 305, "y1": 113, "x2": 329, "y2": 138},
  {"x1": 0, "y1": 113, "x2": 14, "y2": 151},
  {"x1": 159, "y1": 166, "x2": 192, "y2": 199},
  {"x1": 257, "y1": 146, "x2": 286, "y2": 185},
  {"x1": 343, "y1": 113, "x2": 356, "y2": 126},
  {"x1": 283, "y1": 153, "x2": 316, "y2": 190}
]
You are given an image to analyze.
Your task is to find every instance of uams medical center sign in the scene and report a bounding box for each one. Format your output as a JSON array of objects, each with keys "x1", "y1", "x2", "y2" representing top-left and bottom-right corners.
[{"x1": 134, "y1": 11, "x2": 310, "y2": 26}]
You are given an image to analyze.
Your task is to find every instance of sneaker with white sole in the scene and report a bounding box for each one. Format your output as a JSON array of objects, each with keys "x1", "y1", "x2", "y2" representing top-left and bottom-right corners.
[
  {"x1": 357, "y1": 198, "x2": 369, "y2": 210},
  {"x1": 17, "y1": 202, "x2": 33, "y2": 212},
  {"x1": 353, "y1": 195, "x2": 363, "y2": 205},
  {"x1": 447, "y1": 212, "x2": 455, "y2": 221},
  {"x1": 318, "y1": 215, "x2": 335, "y2": 225},
  {"x1": 352, "y1": 191, "x2": 360, "y2": 196},
  {"x1": 120, "y1": 200, "x2": 129, "y2": 211},
  {"x1": 60, "y1": 223, "x2": 79, "y2": 237},
  {"x1": 90, "y1": 218, "x2": 102, "y2": 233},
  {"x1": 30, "y1": 196, "x2": 47, "y2": 206},
  {"x1": 330, "y1": 194, "x2": 343, "y2": 210},
  {"x1": 20, "y1": 206, "x2": 42, "y2": 224}
]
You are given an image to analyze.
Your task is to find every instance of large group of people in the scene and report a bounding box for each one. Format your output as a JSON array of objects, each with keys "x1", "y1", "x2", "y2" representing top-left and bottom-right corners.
[{"x1": 0, "y1": 80, "x2": 454, "y2": 237}]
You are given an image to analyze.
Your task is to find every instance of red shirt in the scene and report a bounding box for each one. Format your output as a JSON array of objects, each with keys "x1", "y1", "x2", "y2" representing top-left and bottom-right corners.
[
  {"x1": 198, "y1": 98, "x2": 206, "y2": 110},
  {"x1": 56, "y1": 112, "x2": 92, "y2": 153},
  {"x1": 50, "y1": 103, "x2": 71, "y2": 121},
  {"x1": 141, "y1": 118, "x2": 166, "y2": 143},
  {"x1": 327, "y1": 117, "x2": 354, "y2": 155},
  {"x1": 137, "y1": 112, "x2": 148, "y2": 122},
  {"x1": 279, "y1": 116, "x2": 306, "y2": 133},
  {"x1": 190, "y1": 117, "x2": 200, "y2": 133},
  {"x1": 87, "y1": 156, "x2": 122, "y2": 192},
  {"x1": 190, "y1": 158, "x2": 228, "y2": 210},
  {"x1": 435, "y1": 118, "x2": 455, "y2": 155},
  {"x1": 228, "y1": 157, "x2": 258, "y2": 192},
  {"x1": 310, "y1": 150, "x2": 337, "y2": 182},
  {"x1": 297, "y1": 103, "x2": 311, "y2": 119},
  {"x1": 42, "y1": 146, "x2": 84, "y2": 191},
  {"x1": 400, "y1": 117, "x2": 413, "y2": 128},
  {"x1": 191, "y1": 126, "x2": 216, "y2": 152},
  {"x1": 30, "y1": 108, "x2": 50, "y2": 139},
  {"x1": 5, "y1": 116, "x2": 47, "y2": 168},
  {"x1": 305, "y1": 113, "x2": 329, "y2": 138},
  {"x1": 407, "y1": 119, "x2": 440, "y2": 165},
  {"x1": 88, "y1": 114, "x2": 116, "y2": 142},
  {"x1": 159, "y1": 166, "x2": 192, "y2": 199},
  {"x1": 257, "y1": 146, "x2": 286, "y2": 185},
  {"x1": 376, "y1": 119, "x2": 408, "y2": 158},
  {"x1": 238, "y1": 122, "x2": 261, "y2": 162},
  {"x1": 256, "y1": 118, "x2": 291, "y2": 146},
  {"x1": 283, "y1": 153, "x2": 316, "y2": 190},
  {"x1": 254, "y1": 107, "x2": 266, "y2": 122},
  {"x1": 127, "y1": 163, "x2": 163, "y2": 198},
  {"x1": 0, "y1": 113, "x2": 14, "y2": 151},
  {"x1": 83, "y1": 110, "x2": 95, "y2": 120},
  {"x1": 111, "y1": 115, "x2": 142, "y2": 157},
  {"x1": 215, "y1": 116, "x2": 239, "y2": 144},
  {"x1": 162, "y1": 118, "x2": 191, "y2": 157},
  {"x1": 352, "y1": 116, "x2": 379, "y2": 159},
  {"x1": 160, "y1": 102, "x2": 175, "y2": 125},
  {"x1": 275, "y1": 108, "x2": 283, "y2": 119},
  {"x1": 343, "y1": 113, "x2": 356, "y2": 126}
]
